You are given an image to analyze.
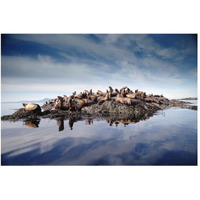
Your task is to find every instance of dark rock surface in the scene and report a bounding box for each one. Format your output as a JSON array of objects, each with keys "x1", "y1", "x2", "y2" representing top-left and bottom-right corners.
[{"x1": 1, "y1": 87, "x2": 197, "y2": 122}]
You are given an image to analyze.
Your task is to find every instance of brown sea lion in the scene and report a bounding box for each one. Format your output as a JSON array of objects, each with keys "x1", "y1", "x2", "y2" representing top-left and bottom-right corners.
[
  {"x1": 68, "y1": 97, "x2": 76, "y2": 111},
  {"x1": 121, "y1": 88, "x2": 126, "y2": 97},
  {"x1": 74, "y1": 93, "x2": 83, "y2": 99},
  {"x1": 112, "y1": 88, "x2": 119, "y2": 96},
  {"x1": 120, "y1": 86, "x2": 127, "y2": 93},
  {"x1": 126, "y1": 93, "x2": 136, "y2": 99},
  {"x1": 115, "y1": 94, "x2": 132, "y2": 105},
  {"x1": 76, "y1": 98, "x2": 88, "y2": 110},
  {"x1": 54, "y1": 96, "x2": 63, "y2": 109},
  {"x1": 89, "y1": 95, "x2": 97, "y2": 102},
  {"x1": 109, "y1": 86, "x2": 113, "y2": 94},
  {"x1": 63, "y1": 95, "x2": 68, "y2": 102},
  {"x1": 98, "y1": 93, "x2": 110, "y2": 104},
  {"x1": 97, "y1": 90, "x2": 104, "y2": 96},
  {"x1": 144, "y1": 97, "x2": 154, "y2": 102},
  {"x1": 23, "y1": 103, "x2": 41, "y2": 112}
]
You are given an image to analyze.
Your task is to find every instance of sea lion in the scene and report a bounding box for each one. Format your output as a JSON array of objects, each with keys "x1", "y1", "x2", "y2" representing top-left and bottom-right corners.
[
  {"x1": 54, "y1": 96, "x2": 63, "y2": 109},
  {"x1": 97, "y1": 90, "x2": 104, "y2": 96},
  {"x1": 68, "y1": 97, "x2": 76, "y2": 111},
  {"x1": 76, "y1": 99, "x2": 88, "y2": 110},
  {"x1": 115, "y1": 94, "x2": 132, "y2": 105},
  {"x1": 144, "y1": 97, "x2": 154, "y2": 103},
  {"x1": 109, "y1": 86, "x2": 113, "y2": 94},
  {"x1": 120, "y1": 86, "x2": 127, "y2": 93},
  {"x1": 112, "y1": 89, "x2": 119, "y2": 96},
  {"x1": 98, "y1": 93, "x2": 110, "y2": 104},
  {"x1": 74, "y1": 93, "x2": 83, "y2": 99},
  {"x1": 121, "y1": 88, "x2": 126, "y2": 97},
  {"x1": 89, "y1": 95, "x2": 97, "y2": 102},
  {"x1": 126, "y1": 93, "x2": 136, "y2": 99},
  {"x1": 22, "y1": 103, "x2": 41, "y2": 112}
]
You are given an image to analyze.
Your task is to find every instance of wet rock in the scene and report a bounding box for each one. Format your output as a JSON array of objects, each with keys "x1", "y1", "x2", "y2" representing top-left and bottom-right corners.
[{"x1": 1, "y1": 87, "x2": 197, "y2": 121}]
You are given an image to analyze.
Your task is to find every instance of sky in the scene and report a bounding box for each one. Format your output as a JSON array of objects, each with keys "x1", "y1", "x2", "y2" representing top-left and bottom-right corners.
[{"x1": 1, "y1": 34, "x2": 197, "y2": 102}]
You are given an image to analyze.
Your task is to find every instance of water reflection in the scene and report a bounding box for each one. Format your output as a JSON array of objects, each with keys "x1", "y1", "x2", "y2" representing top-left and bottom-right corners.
[
  {"x1": 24, "y1": 119, "x2": 41, "y2": 128},
  {"x1": 56, "y1": 118, "x2": 64, "y2": 132},
  {"x1": 1, "y1": 108, "x2": 197, "y2": 165},
  {"x1": 22, "y1": 111, "x2": 156, "y2": 132}
]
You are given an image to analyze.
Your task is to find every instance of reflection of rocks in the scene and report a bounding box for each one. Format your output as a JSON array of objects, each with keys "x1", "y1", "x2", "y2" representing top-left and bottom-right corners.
[
  {"x1": 56, "y1": 118, "x2": 64, "y2": 132},
  {"x1": 24, "y1": 119, "x2": 40, "y2": 128}
]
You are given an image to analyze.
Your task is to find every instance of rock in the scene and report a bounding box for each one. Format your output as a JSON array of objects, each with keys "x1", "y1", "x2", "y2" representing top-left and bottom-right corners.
[{"x1": 1, "y1": 86, "x2": 198, "y2": 121}]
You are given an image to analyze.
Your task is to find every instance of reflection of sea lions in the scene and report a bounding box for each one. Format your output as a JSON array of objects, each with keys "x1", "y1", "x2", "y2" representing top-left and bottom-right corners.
[
  {"x1": 22, "y1": 103, "x2": 41, "y2": 112},
  {"x1": 69, "y1": 118, "x2": 75, "y2": 130},
  {"x1": 56, "y1": 118, "x2": 64, "y2": 131},
  {"x1": 24, "y1": 119, "x2": 40, "y2": 128},
  {"x1": 86, "y1": 118, "x2": 93, "y2": 125}
]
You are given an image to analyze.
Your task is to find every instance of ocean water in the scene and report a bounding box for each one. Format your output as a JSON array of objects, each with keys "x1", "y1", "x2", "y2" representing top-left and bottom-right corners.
[
  {"x1": 1, "y1": 102, "x2": 197, "y2": 165},
  {"x1": 1, "y1": 102, "x2": 44, "y2": 116}
]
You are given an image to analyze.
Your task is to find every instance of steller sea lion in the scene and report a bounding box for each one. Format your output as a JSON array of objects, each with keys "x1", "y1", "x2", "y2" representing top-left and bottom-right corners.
[
  {"x1": 115, "y1": 94, "x2": 132, "y2": 105},
  {"x1": 121, "y1": 88, "x2": 126, "y2": 97},
  {"x1": 109, "y1": 86, "x2": 113, "y2": 93},
  {"x1": 126, "y1": 93, "x2": 136, "y2": 99},
  {"x1": 97, "y1": 90, "x2": 104, "y2": 96},
  {"x1": 74, "y1": 93, "x2": 83, "y2": 99},
  {"x1": 54, "y1": 96, "x2": 63, "y2": 109},
  {"x1": 68, "y1": 97, "x2": 76, "y2": 111},
  {"x1": 23, "y1": 103, "x2": 41, "y2": 112},
  {"x1": 76, "y1": 99, "x2": 88, "y2": 110},
  {"x1": 98, "y1": 93, "x2": 110, "y2": 104}
]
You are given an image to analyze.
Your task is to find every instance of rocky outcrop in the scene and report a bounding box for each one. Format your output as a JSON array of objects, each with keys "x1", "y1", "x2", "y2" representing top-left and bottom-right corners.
[{"x1": 1, "y1": 86, "x2": 197, "y2": 121}]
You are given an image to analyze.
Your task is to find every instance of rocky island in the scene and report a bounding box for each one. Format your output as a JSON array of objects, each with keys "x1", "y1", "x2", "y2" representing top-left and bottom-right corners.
[{"x1": 1, "y1": 86, "x2": 197, "y2": 122}]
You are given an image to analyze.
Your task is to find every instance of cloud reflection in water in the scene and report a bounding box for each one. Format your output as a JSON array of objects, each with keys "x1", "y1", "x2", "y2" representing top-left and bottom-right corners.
[{"x1": 1, "y1": 108, "x2": 197, "y2": 165}]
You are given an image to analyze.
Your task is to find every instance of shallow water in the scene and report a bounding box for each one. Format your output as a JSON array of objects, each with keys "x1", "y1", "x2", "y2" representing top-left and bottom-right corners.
[{"x1": 1, "y1": 106, "x2": 197, "y2": 165}]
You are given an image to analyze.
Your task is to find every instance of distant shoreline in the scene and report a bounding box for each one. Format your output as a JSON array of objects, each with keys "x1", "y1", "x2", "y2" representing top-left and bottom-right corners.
[{"x1": 180, "y1": 97, "x2": 197, "y2": 100}]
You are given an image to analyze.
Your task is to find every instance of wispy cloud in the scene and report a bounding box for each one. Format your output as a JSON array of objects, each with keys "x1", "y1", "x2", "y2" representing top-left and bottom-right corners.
[{"x1": 1, "y1": 34, "x2": 197, "y2": 100}]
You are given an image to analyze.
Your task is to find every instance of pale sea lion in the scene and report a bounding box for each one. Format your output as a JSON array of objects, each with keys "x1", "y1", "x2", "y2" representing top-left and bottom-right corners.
[{"x1": 23, "y1": 103, "x2": 41, "y2": 112}]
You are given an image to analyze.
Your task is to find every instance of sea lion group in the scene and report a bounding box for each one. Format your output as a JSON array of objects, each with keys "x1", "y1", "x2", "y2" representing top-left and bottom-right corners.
[{"x1": 43, "y1": 86, "x2": 165, "y2": 111}]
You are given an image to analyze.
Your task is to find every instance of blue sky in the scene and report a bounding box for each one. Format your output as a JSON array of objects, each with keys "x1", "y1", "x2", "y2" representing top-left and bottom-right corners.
[{"x1": 1, "y1": 34, "x2": 197, "y2": 102}]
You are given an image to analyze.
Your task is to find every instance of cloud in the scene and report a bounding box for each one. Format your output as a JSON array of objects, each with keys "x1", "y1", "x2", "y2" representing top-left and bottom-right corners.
[
  {"x1": 1, "y1": 34, "x2": 197, "y2": 100},
  {"x1": 156, "y1": 48, "x2": 179, "y2": 59}
]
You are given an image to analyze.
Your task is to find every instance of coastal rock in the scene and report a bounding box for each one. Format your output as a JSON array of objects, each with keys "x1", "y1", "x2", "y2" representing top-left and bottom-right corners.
[{"x1": 1, "y1": 86, "x2": 197, "y2": 121}]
